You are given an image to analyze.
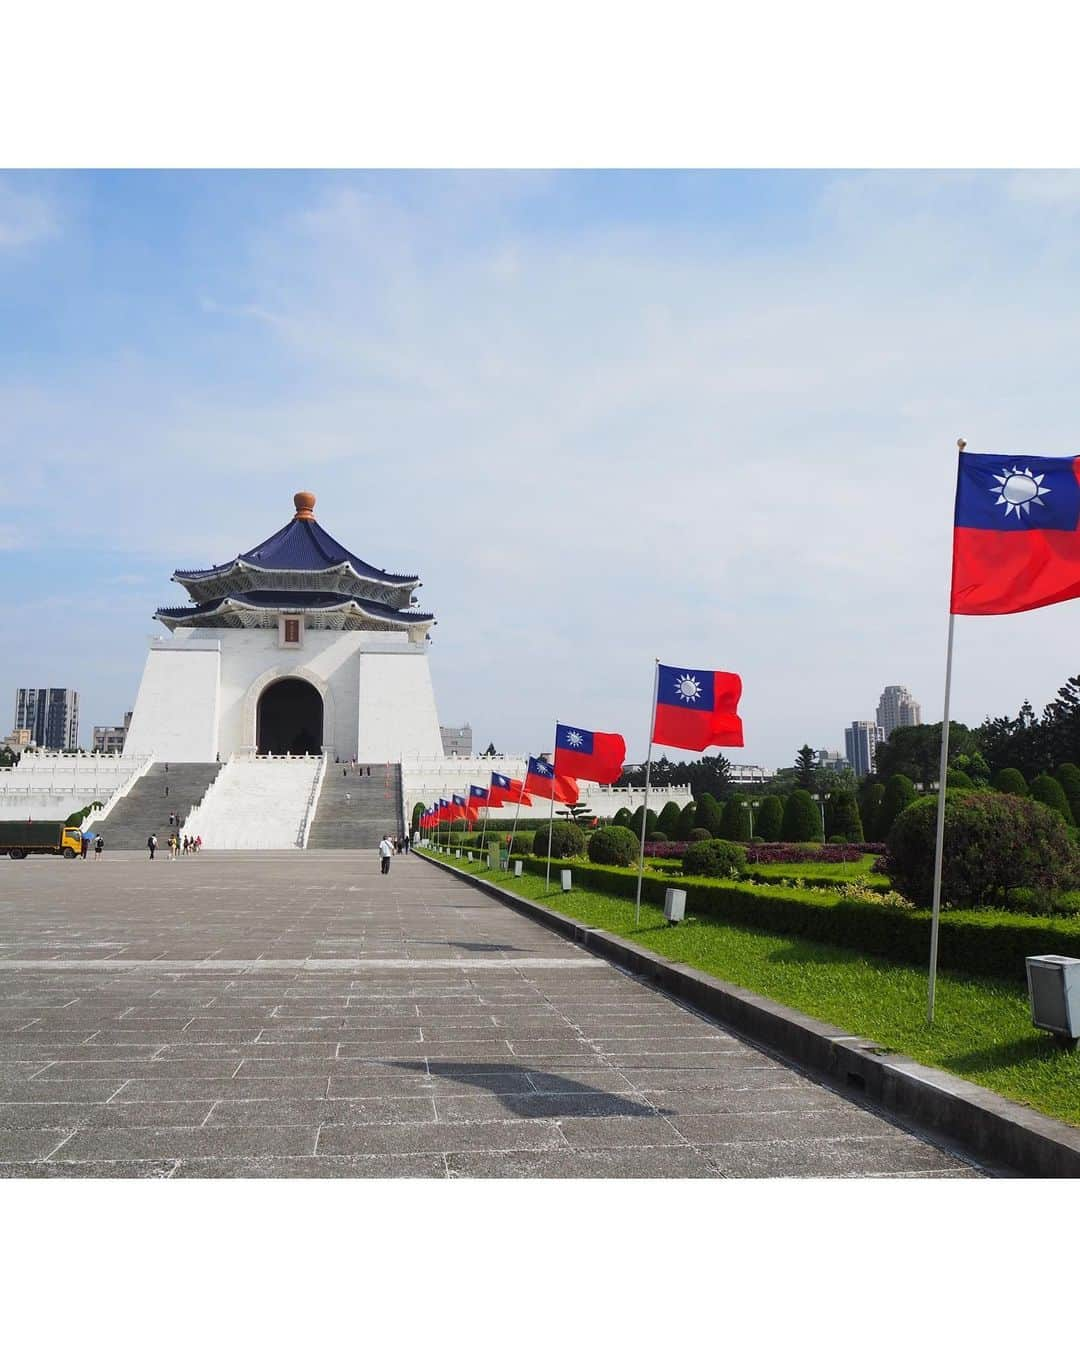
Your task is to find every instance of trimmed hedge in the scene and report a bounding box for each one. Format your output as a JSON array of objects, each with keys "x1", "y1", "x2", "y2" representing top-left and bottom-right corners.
[
  {"x1": 506, "y1": 854, "x2": 1080, "y2": 982},
  {"x1": 588, "y1": 826, "x2": 639, "y2": 866}
]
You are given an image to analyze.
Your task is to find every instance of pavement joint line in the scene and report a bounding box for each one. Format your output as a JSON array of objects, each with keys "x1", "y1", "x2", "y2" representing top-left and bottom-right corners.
[{"x1": 0, "y1": 958, "x2": 605, "y2": 973}]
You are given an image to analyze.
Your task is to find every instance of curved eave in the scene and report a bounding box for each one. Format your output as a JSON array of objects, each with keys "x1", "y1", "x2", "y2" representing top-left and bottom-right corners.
[
  {"x1": 155, "y1": 594, "x2": 435, "y2": 634},
  {"x1": 173, "y1": 560, "x2": 419, "y2": 606}
]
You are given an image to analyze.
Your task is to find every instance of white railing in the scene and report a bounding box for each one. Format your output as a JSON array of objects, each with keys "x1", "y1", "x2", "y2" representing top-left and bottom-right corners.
[{"x1": 298, "y1": 752, "x2": 329, "y2": 848}]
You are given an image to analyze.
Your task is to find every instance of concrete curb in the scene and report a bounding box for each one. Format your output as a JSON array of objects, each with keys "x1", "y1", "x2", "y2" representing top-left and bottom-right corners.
[{"x1": 419, "y1": 850, "x2": 1080, "y2": 1179}]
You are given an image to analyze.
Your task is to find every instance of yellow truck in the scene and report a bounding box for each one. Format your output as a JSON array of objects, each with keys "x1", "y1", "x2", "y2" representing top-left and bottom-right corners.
[{"x1": 0, "y1": 821, "x2": 84, "y2": 859}]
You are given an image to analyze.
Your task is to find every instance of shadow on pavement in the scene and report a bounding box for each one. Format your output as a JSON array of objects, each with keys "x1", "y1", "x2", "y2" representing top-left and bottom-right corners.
[{"x1": 390, "y1": 1060, "x2": 669, "y2": 1118}]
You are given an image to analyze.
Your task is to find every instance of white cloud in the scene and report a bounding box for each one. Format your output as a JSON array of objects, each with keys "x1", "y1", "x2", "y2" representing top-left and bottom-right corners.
[{"x1": 6, "y1": 172, "x2": 1080, "y2": 764}]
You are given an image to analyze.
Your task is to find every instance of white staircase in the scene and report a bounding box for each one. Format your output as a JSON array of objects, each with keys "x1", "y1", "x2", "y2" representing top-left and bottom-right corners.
[{"x1": 183, "y1": 754, "x2": 325, "y2": 849}]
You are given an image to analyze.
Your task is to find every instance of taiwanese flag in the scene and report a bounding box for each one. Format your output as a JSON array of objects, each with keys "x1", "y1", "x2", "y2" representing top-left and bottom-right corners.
[
  {"x1": 451, "y1": 794, "x2": 468, "y2": 821},
  {"x1": 467, "y1": 784, "x2": 489, "y2": 818},
  {"x1": 489, "y1": 772, "x2": 531, "y2": 807},
  {"x1": 437, "y1": 798, "x2": 450, "y2": 824},
  {"x1": 554, "y1": 723, "x2": 626, "y2": 784},
  {"x1": 524, "y1": 755, "x2": 579, "y2": 804},
  {"x1": 653, "y1": 664, "x2": 744, "y2": 752},
  {"x1": 951, "y1": 453, "x2": 1080, "y2": 615}
]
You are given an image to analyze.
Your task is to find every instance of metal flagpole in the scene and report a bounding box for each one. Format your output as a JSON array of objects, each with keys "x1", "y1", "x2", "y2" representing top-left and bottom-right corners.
[
  {"x1": 634, "y1": 660, "x2": 661, "y2": 926},
  {"x1": 544, "y1": 738, "x2": 557, "y2": 892},
  {"x1": 927, "y1": 612, "x2": 957, "y2": 1027},
  {"x1": 507, "y1": 765, "x2": 526, "y2": 863},
  {"x1": 928, "y1": 439, "x2": 966, "y2": 1027},
  {"x1": 478, "y1": 797, "x2": 488, "y2": 868}
]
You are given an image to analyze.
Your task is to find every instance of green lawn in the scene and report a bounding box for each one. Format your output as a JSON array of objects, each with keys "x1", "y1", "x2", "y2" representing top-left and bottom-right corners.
[{"x1": 431, "y1": 851, "x2": 1080, "y2": 1130}]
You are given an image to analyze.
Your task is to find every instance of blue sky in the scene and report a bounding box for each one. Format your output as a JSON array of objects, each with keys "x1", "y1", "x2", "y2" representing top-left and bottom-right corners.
[{"x1": 5, "y1": 169, "x2": 1080, "y2": 766}]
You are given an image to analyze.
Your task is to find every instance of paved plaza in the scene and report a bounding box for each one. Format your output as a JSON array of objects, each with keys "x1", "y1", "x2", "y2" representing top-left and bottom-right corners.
[{"x1": 0, "y1": 852, "x2": 989, "y2": 1178}]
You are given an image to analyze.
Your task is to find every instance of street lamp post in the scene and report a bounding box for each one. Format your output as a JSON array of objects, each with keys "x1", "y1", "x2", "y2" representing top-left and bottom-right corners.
[{"x1": 742, "y1": 799, "x2": 755, "y2": 839}]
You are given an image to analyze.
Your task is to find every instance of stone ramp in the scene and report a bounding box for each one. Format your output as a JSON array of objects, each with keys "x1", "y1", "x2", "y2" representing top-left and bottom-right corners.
[
  {"x1": 307, "y1": 762, "x2": 403, "y2": 850},
  {"x1": 96, "y1": 763, "x2": 221, "y2": 850}
]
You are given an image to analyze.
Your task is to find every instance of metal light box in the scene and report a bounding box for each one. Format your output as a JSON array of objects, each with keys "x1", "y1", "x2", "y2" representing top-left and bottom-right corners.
[
  {"x1": 664, "y1": 887, "x2": 687, "y2": 923},
  {"x1": 1026, "y1": 955, "x2": 1080, "y2": 1039}
]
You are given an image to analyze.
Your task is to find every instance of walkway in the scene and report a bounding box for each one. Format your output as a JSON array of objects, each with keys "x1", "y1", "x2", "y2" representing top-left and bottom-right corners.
[{"x1": 0, "y1": 852, "x2": 988, "y2": 1178}]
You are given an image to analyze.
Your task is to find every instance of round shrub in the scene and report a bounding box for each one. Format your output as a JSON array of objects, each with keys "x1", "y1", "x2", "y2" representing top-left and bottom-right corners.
[
  {"x1": 682, "y1": 838, "x2": 748, "y2": 879},
  {"x1": 587, "y1": 825, "x2": 639, "y2": 867},
  {"x1": 992, "y1": 767, "x2": 1028, "y2": 797},
  {"x1": 1030, "y1": 773, "x2": 1074, "y2": 826},
  {"x1": 532, "y1": 821, "x2": 584, "y2": 859},
  {"x1": 946, "y1": 768, "x2": 975, "y2": 790},
  {"x1": 646, "y1": 830, "x2": 668, "y2": 843},
  {"x1": 688, "y1": 827, "x2": 712, "y2": 843},
  {"x1": 886, "y1": 790, "x2": 1080, "y2": 909}
]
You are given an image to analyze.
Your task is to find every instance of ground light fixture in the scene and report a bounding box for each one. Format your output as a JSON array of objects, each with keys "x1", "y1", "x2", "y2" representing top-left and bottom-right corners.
[{"x1": 1025, "y1": 954, "x2": 1080, "y2": 1046}]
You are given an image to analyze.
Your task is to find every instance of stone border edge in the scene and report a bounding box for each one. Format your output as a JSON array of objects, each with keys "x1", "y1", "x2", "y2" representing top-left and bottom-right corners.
[{"x1": 419, "y1": 851, "x2": 1080, "y2": 1179}]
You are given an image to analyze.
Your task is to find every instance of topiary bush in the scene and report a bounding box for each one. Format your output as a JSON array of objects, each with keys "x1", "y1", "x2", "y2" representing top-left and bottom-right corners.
[
  {"x1": 859, "y1": 782, "x2": 886, "y2": 842},
  {"x1": 877, "y1": 774, "x2": 917, "y2": 837},
  {"x1": 532, "y1": 821, "x2": 585, "y2": 859},
  {"x1": 992, "y1": 767, "x2": 1028, "y2": 797},
  {"x1": 781, "y1": 790, "x2": 822, "y2": 842},
  {"x1": 946, "y1": 768, "x2": 975, "y2": 790},
  {"x1": 588, "y1": 825, "x2": 639, "y2": 867},
  {"x1": 656, "y1": 801, "x2": 683, "y2": 837},
  {"x1": 721, "y1": 797, "x2": 752, "y2": 841},
  {"x1": 754, "y1": 795, "x2": 783, "y2": 842},
  {"x1": 694, "y1": 793, "x2": 724, "y2": 837},
  {"x1": 673, "y1": 801, "x2": 697, "y2": 840},
  {"x1": 688, "y1": 827, "x2": 712, "y2": 843},
  {"x1": 886, "y1": 790, "x2": 1080, "y2": 909},
  {"x1": 646, "y1": 830, "x2": 668, "y2": 843},
  {"x1": 682, "y1": 838, "x2": 748, "y2": 879},
  {"x1": 612, "y1": 807, "x2": 634, "y2": 830},
  {"x1": 1054, "y1": 763, "x2": 1080, "y2": 821},
  {"x1": 1030, "y1": 773, "x2": 1074, "y2": 826},
  {"x1": 826, "y1": 790, "x2": 864, "y2": 843}
]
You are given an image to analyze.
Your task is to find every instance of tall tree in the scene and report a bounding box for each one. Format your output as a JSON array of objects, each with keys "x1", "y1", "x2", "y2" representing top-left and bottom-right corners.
[
  {"x1": 721, "y1": 797, "x2": 752, "y2": 842},
  {"x1": 795, "y1": 745, "x2": 817, "y2": 790},
  {"x1": 694, "y1": 792, "x2": 724, "y2": 837}
]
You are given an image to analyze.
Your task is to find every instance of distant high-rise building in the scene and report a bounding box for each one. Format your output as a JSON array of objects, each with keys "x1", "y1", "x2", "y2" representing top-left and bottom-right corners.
[
  {"x1": 845, "y1": 721, "x2": 885, "y2": 778},
  {"x1": 876, "y1": 685, "x2": 921, "y2": 739},
  {"x1": 815, "y1": 748, "x2": 848, "y2": 773},
  {"x1": 92, "y1": 712, "x2": 132, "y2": 755},
  {"x1": 14, "y1": 688, "x2": 79, "y2": 751},
  {"x1": 440, "y1": 723, "x2": 472, "y2": 756}
]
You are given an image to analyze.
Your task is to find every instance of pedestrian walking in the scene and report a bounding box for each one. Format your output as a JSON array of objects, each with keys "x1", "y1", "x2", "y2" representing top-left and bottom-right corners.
[
  {"x1": 378, "y1": 835, "x2": 393, "y2": 875},
  {"x1": 195, "y1": 834, "x2": 202, "y2": 852},
  {"x1": 94, "y1": 835, "x2": 104, "y2": 858},
  {"x1": 80, "y1": 834, "x2": 89, "y2": 859},
  {"x1": 402, "y1": 834, "x2": 410, "y2": 854},
  {"x1": 147, "y1": 833, "x2": 157, "y2": 859}
]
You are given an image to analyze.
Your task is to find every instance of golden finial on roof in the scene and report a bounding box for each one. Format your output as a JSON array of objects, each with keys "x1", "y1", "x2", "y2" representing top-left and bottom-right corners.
[{"x1": 293, "y1": 491, "x2": 316, "y2": 520}]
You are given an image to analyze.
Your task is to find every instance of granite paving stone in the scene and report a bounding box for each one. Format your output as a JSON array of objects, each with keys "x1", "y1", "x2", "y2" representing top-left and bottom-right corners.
[{"x1": 0, "y1": 851, "x2": 990, "y2": 1178}]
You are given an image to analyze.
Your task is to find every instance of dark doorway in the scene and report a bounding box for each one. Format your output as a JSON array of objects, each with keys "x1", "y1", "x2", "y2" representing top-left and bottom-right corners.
[{"x1": 257, "y1": 678, "x2": 323, "y2": 755}]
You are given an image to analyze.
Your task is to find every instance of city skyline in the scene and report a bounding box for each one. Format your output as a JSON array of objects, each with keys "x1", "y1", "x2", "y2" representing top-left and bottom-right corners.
[{"x1": 6, "y1": 171, "x2": 1080, "y2": 766}]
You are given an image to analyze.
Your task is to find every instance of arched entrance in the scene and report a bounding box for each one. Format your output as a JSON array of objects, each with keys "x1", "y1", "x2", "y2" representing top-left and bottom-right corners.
[{"x1": 256, "y1": 678, "x2": 323, "y2": 755}]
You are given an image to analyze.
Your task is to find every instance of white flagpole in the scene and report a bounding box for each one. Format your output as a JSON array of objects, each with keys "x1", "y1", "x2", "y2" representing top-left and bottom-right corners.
[
  {"x1": 478, "y1": 795, "x2": 488, "y2": 867},
  {"x1": 928, "y1": 439, "x2": 966, "y2": 1027},
  {"x1": 634, "y1": 660, "x2": 661, "y2": 926},
  {"x1": 507, "y1": 766, "x2": 526, "y2": 862},
  {"x1": 544, "y1": 737, "x2": 557, "y2": 892}
]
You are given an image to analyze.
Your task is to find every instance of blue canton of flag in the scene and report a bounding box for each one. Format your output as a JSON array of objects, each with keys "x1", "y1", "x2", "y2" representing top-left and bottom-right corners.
[
  {"x1": 657, "y1": 665, "x2": 715, "y2": 711},
  {"x1": 955, "y1": 454, "x2": 1080, "y2": 532},
  {"x1": 492, "y1": 773, "x2": 510, "y2": 789},
  {"x1": 469, "y1": 785, "x2": 488, "y2": 801},
  {"x1": 527, "y1": 756, "x2": 552, "y2": 776},
  {"x1": 452, "y1": 794, "x2": 467, "y2": 807},
  {"x1": 556, "y1": 724, "x2": 594, "y2": 754}
]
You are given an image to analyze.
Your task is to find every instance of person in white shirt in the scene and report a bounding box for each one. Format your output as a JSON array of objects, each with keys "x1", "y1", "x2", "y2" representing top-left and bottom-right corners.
[{"x1": 378, "y1": 835, "x2": 393, "y2": 875}]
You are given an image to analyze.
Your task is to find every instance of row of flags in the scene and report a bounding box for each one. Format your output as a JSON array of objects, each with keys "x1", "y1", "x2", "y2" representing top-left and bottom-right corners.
[{"x1": 419, "y1": 664, "x2": 745, "y2": 833}]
